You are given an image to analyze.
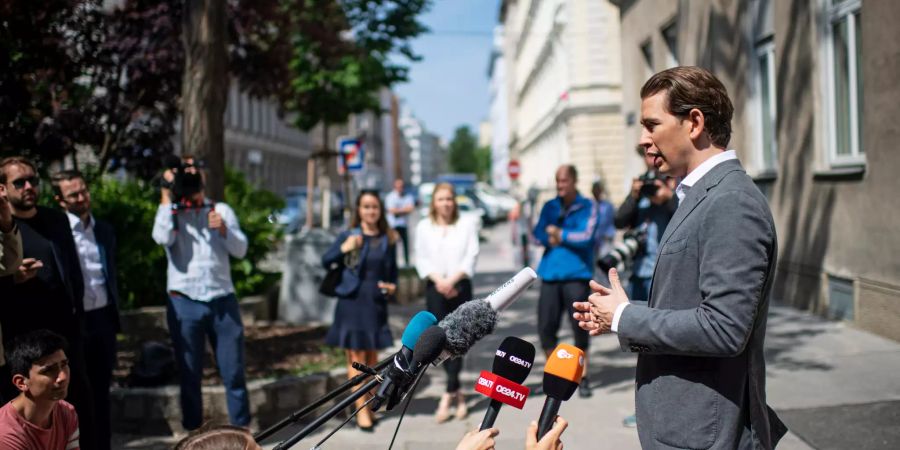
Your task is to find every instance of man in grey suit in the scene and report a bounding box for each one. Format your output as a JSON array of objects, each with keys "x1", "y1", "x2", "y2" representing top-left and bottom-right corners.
[{"x1": 574, "y1": 66, "x2": 787, "y2": 449}]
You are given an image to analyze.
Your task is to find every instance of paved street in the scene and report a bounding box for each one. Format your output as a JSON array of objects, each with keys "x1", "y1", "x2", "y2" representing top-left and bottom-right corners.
[
  {"x1": 114, "y1": 222, "x2": 900, "y2": 449},
  {"x1": 256, "y1": 222, "x2": 900, "y2": 450}
]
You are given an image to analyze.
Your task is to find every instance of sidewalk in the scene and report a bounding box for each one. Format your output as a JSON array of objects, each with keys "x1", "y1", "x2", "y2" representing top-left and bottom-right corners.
[
  {"x1": 256, "y1": 224, "x2": 900, "y2": 449},
  {"x1": 115, "y1": 223, "x2": 900, "y2": 449}
]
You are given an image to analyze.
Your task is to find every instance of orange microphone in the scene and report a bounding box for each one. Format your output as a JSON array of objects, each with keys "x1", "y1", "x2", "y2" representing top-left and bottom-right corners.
[{"x1": 537, "y1": 343, "x2": 585, "y2": 439}]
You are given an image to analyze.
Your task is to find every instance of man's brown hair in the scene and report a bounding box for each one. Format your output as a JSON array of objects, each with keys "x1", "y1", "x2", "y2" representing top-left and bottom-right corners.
[
  {"x1": 0, "y1": 156, "x2": 38, "y2": 184},
  {"x1": 50, "y1": 169, "x2": 86, "y2": 197},
  {"x1": 640, "y1": 66, "x2": 734, "y2": 148}
]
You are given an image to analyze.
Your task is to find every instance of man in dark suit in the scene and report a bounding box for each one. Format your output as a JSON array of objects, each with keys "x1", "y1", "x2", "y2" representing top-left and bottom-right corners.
[
  {"x1": 0, "y1": 156, "x2": 96, "y2": 450},
  {"x1": 53, "y1": 169, "x2": 121, "y2": 450},
  {"x1": 574, "y1": 67, "x2": 787, "y2": 449}
]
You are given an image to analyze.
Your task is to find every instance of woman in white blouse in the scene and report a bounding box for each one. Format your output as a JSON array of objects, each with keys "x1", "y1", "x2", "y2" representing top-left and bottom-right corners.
[{"x1": 415, "y1": 182, "x2": 480, "y2": 423}]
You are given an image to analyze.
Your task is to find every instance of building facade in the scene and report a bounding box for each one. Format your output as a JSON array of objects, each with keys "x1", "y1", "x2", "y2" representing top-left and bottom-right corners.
[
  {"x1": 614, "y1": 0, "x2": 900, "y2": 341},
  {"x1": 499, "y1": 0, "x2": 626, "y2": 202},
  {"x1": 399, "y1": 108, "x2": 445, "y2": 186}
]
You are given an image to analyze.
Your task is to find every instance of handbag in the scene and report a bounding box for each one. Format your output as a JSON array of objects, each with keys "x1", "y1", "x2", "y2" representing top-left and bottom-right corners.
[{"x1": 319, "y1": 261, "x2": 343, "y2": 297}]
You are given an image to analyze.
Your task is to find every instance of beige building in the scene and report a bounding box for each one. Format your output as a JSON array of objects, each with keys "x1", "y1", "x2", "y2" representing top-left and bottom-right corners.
[
  {"x1": 499, "y1": 0, "x2": 626, "y2": 202},
  {"x1": 614, "y1": 0, "x2": 900, "y2": 341}
]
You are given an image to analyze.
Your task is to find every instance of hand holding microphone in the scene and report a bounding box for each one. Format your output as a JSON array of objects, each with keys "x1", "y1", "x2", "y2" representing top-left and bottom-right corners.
[
  {"x1": 537, "y1": 344, "x2": 584, "y2": 440},
  {"x1": 526, "y1": 417, "x2": 568, "y2": 450}
]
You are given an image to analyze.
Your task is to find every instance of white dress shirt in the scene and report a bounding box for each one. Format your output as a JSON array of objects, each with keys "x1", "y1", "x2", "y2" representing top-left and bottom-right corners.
[
  {"x1": 151, "y1": 201, "x2": 248, "y2": 301},
  {"x1": 611, "y1": 150, "x2": 739, "y2": 333},
  {"x1": 67, "y1": 212, "x2": 109, "y2": 312},
  {"x1": 414, "y1": 215, "x2": 479, "y2": 281}
]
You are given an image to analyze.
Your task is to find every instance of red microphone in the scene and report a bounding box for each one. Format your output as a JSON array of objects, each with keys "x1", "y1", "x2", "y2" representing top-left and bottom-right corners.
[{"x1": 474, "y1": 370, "x2": 530, "y2": 410}]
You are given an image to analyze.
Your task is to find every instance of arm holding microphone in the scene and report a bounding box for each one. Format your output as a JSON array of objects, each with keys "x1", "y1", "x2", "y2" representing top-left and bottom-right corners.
[{"x1": 454, "y1": 418, "x2": 568, "y2": 450}]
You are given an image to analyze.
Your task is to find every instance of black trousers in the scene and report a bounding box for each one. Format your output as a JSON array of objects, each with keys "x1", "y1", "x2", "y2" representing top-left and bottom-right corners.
[
  {"x1": 394, "y1": 226, "x2": 409, "y2": 266},
  {"x1": 425, "y1": 278, "x2": 473, "y2": 393},
  {"x1": 537, "y1": 280, "x2": 591, "y2": 352},
  {"x1": 85, "y1": 306, "x2": 118, "y2": 450}
]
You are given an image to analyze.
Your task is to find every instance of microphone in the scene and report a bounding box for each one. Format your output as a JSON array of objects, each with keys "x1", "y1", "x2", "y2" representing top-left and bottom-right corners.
[
  {"x1": 483, "y1": 267, "x2": 538, "y2": 311},
  {"x1": 478, "y1": 337, "x2": 536, "y2": 430},
  {"x1": 436, "y1": 268, "x2": 539, "y2": 362},
  {"x1": 537, "y1": 344, "x2": 585, "y2": 439},
  {"x1": 370, "y1": 311, "x2": 437, "y2": 411}
]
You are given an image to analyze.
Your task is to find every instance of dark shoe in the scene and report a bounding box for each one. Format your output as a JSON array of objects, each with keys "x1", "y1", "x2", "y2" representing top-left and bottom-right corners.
[
  {"x1": 359, "y1": 423, "x2": 375, "y2": 433},
  {"x1": 578, "y1": 378, "x2": 593, "y2": 398}
]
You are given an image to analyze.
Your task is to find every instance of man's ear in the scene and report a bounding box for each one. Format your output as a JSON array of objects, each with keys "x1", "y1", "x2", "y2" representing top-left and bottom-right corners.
[
  {"x1": 688, "y1": 108, "x2": 706, "y2": 141},
  {"x1": 12, "y1": 374, "x2": 28, "y2": 393}
]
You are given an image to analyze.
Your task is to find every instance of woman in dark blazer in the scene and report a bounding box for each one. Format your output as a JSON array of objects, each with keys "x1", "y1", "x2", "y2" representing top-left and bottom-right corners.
[{"x1": 321, "y1": 190, "x2": 397, "y2": 431}]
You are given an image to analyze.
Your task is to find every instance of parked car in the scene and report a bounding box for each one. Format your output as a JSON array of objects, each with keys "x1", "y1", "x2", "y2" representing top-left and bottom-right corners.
[
  {"x1": 474, "y1": 182, "x2": 517, "y2": 223},
  {"x1": 276, "y1": 187, "x2": 345, "y2": 233}
]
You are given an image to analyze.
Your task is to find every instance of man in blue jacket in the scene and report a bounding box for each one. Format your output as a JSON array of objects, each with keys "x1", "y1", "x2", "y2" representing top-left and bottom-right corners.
[{"x1": 533, "y1": 164, "x2": 597, "y2": 398}]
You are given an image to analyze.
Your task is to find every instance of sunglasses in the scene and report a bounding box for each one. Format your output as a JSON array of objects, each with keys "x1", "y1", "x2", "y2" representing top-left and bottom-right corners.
[{"x1": 11, "y1": 176, "x2": 40, "y2": 190}]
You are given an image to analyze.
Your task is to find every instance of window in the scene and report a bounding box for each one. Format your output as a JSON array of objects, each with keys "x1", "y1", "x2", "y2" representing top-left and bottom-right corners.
[
  {"x1": 755, "y1": 40, "x2": 777, "y2": 171},
  {"x1": 825, "y1": 0, "x2": 863, "y2": 164},
  {"x1": 640, "y1": 40, "x2": 653, "y2": 80},
  {"x1": 662, "y1": 21, "x2": 678, "y2": 68}
]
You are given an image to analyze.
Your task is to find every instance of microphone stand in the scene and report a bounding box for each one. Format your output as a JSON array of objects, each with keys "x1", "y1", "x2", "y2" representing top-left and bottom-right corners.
[
  {"x1": 272, "y1": 376, "x2": 382, "y2": 449},
  {"x1": 310, "y1": 396, "x2": 377, "y2": 450},
  {"x1": 254, "y1": 357, "x2": 391, "y2": 443}
]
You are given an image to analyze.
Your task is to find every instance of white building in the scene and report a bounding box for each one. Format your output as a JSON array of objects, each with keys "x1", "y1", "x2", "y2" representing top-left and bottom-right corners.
[
  {"x1": 399, "y1": 107, "x2": 445, "y2": 186},
  {"x1": 500, "y1": 0, "x2": 626, "y2": 201},
  {"x1": 487, "y1": 25, "x2": 511, "y2": 190}
]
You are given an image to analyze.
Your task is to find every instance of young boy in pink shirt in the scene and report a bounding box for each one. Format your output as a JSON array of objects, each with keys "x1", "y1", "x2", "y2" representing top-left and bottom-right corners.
[{"x1": 0, "y1": 330, "x2": 80, "y2": 450}]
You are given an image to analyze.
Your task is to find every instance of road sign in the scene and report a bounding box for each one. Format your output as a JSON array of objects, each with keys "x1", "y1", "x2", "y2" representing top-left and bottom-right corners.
[
  {"x1": 508, "y1": 159, "x2": 521, "y2": 180},
  {"x1": 337, "y1": 137, "x2": 364, "y2": 173}
]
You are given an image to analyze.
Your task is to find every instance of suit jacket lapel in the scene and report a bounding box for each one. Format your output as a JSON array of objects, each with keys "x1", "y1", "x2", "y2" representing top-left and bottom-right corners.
[{"x1": 649, "y1": 160, "x2": 745, "y2": 307}]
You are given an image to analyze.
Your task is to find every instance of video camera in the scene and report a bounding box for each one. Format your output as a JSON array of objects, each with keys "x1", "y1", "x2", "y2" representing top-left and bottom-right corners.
[
  {"x1": 161, "y1": 156, "x2": 205, "y2": 205},
  {"x1": 638, "y1": 171, "x2": 660, "y2": 197}
]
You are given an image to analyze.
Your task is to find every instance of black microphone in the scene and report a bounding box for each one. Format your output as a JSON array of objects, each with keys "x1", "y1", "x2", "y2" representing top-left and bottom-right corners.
[
  {"x1": 537, "y1": 344, "x2": 585, "y2": 439},
  {"x1": 370, "y1": 311, "x2": 437, "y2": 411},
  {"x1": 479, "y1": 337, "x2": 536, "y2": 430}
]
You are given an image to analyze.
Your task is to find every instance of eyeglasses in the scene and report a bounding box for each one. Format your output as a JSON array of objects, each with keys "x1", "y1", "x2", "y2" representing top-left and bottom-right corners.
[{"x1": 11, "y1": 176, "x2": 40, "y2": 190}]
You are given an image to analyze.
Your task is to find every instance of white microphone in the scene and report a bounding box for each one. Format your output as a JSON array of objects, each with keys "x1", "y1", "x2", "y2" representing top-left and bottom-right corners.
[
  {"x1": 484, "y1": 267, "x2": 538, "y2": 312},
  {"x1": 433, "y1": 267, "x2": 538, "y2": 365}
]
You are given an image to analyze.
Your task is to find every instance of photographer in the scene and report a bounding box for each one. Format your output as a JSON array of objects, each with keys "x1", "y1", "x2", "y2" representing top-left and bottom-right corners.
[
  {"x1": 613, "y1": 145, "x2": 677, "y2": 303},
  {"x1": 151, "y1": 156, "x2": 251, "y2": 431}
]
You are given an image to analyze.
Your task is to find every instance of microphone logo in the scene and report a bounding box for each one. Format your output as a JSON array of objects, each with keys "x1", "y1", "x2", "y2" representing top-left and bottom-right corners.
[
  {"x1": 556, "y1": 348, "x2": 576, "y2": 359},
  {"x1": 475, "y1": 371, "x2": 530, "y2": 409}
]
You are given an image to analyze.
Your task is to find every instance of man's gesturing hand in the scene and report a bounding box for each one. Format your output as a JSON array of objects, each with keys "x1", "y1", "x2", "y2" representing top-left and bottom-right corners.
[{"x1": 573, "y1": 268, "x2": 630, "y2": 335}]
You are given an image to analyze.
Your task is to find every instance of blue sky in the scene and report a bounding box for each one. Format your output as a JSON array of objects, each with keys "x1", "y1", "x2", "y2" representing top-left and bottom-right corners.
[{"x1": 393, "y1": 0, "x2": 501, "y2": 142}]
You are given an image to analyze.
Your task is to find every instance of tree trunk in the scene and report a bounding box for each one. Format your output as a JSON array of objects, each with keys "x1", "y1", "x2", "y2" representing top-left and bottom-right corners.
[{"x1": 181, "y1": 0, "x2": 228, "y2": 201}]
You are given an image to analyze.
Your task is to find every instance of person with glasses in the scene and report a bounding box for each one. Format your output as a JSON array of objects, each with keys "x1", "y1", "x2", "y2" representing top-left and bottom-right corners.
[
  {"x1": 0, "y1": 156, "x2": 96, "y2": 450},
  {"x1": 51, "y1": 169, "x2": 122, "y2": 450},
  {"x1": 0, "y1": 163, "x2": 24, "y2": 404},
  {"x1": 532, "y1": 164, "x2": 598, "y2": 399}
]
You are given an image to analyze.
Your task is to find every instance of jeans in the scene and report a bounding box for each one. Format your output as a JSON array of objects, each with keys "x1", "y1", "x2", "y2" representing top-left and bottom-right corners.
[{"x1": 166, "y1": 292, "x2": 250, "y2": 430}]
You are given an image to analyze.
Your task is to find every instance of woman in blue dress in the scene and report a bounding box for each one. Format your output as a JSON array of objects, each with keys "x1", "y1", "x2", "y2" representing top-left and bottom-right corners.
[{"x1": 322, "y1": 190, "x2": 397, "y2": 431}]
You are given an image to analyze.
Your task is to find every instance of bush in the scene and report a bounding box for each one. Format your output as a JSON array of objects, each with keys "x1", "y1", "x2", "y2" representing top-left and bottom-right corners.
[{"x1": 43, "y1": 168, "x2": 284, "y2": 310}]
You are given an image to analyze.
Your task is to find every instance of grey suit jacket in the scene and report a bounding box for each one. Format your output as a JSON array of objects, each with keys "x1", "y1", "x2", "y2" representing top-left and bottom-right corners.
[{"x1": 617, "y1": 159, "x2": 787, "y2": 450}]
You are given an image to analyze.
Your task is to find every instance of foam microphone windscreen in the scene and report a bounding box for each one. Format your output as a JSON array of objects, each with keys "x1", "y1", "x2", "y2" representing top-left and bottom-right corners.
[
  {"x1": 401, "y1": 311, "x2": 438, "y2": 350},
  {"x1": 492, "y1": 337, "x2": 536, "y2": 383},
  {"x1": 438, "y1": 298, "x2": 498, "y2": 358},
  {"x1": 542, "y1": 344, "x2": 585, "y2": 401},
  {"x1": 411, "y1": 326, "x2": 447, "y2": 368}
]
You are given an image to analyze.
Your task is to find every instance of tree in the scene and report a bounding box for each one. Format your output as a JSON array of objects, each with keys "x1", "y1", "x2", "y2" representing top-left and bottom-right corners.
[
  {"x1": 181, "y1": 0, "x2": 228, "y2": 200},
  {"x1": 448, "y1": 126, "x2": 478, "y2": 174},
  {"x1": 475, "y1": 144, "x2": 492, "y2": 182}
]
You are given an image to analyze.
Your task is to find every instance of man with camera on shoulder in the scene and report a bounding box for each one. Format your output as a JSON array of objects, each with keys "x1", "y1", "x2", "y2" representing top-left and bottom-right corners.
[{"x1": 151, "y1": 155, "x2": 251, "y2": 431}]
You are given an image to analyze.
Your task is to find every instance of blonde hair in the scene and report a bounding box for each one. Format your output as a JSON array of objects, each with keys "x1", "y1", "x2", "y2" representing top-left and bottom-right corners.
[{"x1": 428, "y1": 182, "x2": 459, "y2": 225}]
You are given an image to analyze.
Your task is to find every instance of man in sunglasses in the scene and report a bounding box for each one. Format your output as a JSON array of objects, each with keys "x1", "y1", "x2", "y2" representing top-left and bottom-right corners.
[
  {"x1": 0, "y1": 161, "x2": 24, "y2": 404},
  {"x1": 0, "y1": 156, "x2": 96, "y2": 450}
]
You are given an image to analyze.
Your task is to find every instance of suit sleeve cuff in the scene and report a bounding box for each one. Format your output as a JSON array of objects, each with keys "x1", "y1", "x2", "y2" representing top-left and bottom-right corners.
[{"x1": 611, "y1": 302, "x2": 629, "y2": 333}]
